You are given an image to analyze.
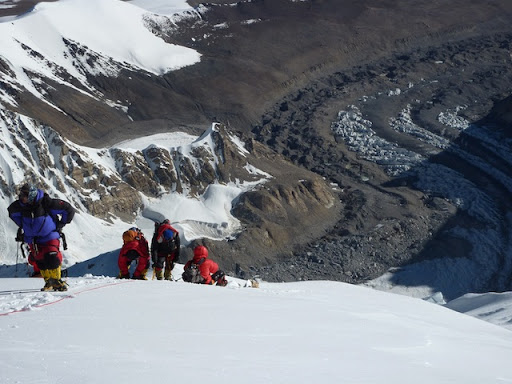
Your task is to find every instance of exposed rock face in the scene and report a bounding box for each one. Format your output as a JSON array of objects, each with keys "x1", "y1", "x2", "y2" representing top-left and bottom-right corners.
[
  {"x1": 216, "y1": 139, "x2": 341, "y2": 273},
  {"x1": 0, "y1": 110, "x2": 340, "y2": 274}
]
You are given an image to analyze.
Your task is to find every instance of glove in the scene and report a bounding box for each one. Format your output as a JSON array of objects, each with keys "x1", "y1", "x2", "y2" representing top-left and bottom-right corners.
[{"x1": 15, "y1": 228, "x2": 24, "y2": 242}]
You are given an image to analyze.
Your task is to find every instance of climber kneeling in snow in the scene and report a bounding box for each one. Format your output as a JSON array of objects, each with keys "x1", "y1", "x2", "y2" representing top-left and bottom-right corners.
[
  {"x1": 118, "y1": 227, "x2": 150, "y2": 280},
  {"x1": 182, "y1": 245, "x2": 228, "y2": 286},
  {"x1": 8, "y1": 183, "x2": 75, "y2": 291}
]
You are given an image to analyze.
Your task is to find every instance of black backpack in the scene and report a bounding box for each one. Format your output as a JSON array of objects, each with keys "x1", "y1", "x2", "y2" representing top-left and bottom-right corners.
[
  {"x1": 182, "y1": 259, "x2": 205, "y2": 283},
  {"x1": 153, "y1": 222, "x2": 178, "y2": 254},
  {"x1": 160, "y1": 234, "x2": 177, "y2": 254}
]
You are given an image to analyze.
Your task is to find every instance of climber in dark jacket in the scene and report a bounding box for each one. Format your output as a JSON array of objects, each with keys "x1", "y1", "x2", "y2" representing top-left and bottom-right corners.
[
  {"x1": 151, "y1": 219, "x2": 180, "y2": 280},
  {"x1": 8, "y1": 184, "x2": 75, "y2": 291}
]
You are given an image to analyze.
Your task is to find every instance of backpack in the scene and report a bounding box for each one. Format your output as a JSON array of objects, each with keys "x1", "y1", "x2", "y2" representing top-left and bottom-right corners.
[
  {"x1": 122, "y1": 229, "x2": 139, "y2": 243},
  {"x1": 154, "y1": 222, "x2": 178, "y2": 253},
  {"x1": 182, "y1": 259, "x2": 205, "y2": 283}
]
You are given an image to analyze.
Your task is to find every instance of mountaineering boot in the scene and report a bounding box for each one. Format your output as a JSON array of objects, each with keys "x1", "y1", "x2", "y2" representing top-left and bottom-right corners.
[
  {"x1": 117, "y1": 272, "x2": 130, "y2": 279},
  {"x1": 40, "y1": 278, "x2": 68, "y2": 291},
  {"x1": 51, "y1": 279, "x2": 68, "y2": 291},
  {"x1": 41, "y1": 279, "x2": 55, "y2": 291},
  {"x1": 40, "y1": 269, "x2": 52, "y2": 291},
  {"x1": 132, "y1": 267, "x2": 149, "y2": 280},
  {"x1": 47, "y1": 267, "x2": 67, "y2": 291},
  {"x1": 155, "y1": 268, "x2": 164, "y2": 280},
  {"x1": 164, "y1": 261, "x2": 174, "y2": 280}
]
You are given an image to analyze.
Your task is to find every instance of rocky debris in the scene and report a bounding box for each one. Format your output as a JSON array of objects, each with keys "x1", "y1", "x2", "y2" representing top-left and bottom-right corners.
[
  {"x1": 249, "y1": 29, "x2": 512, "y2": 294},
  {"x1": 251, "y1": 212, "x2": 453, "y2": 284},
  {"x1": 190, "y1": 137, "x2": 342, "y2": 274}
]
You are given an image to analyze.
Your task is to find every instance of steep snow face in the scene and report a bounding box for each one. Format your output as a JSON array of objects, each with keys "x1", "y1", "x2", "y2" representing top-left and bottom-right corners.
[
  {"x1": 0, "y1": 0, "x2": 200, "y2": 107},
  {"x1": 0, "y1": 277, "x2": 511, "y2": 383}
]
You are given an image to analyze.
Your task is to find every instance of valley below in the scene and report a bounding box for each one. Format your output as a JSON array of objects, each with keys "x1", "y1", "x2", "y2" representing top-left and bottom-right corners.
[{"x1": 1, "y1": 0, "x2": 512, "y2": 299}]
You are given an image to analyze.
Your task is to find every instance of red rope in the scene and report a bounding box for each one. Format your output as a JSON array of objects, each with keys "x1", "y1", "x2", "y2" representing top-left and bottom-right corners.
[{"x1": 0, "y1": 279, "x2": 134, "y2": 317}]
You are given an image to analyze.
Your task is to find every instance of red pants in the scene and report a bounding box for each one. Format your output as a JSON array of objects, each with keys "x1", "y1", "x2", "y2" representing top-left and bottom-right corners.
[
  {"x1": 29, "y1": 239, "x2": 62, "y2": 270},
  {"x1": 28, "y1": 252, "x2": 40, "y2": 273},
  {"x1": 118, "y1": 253, "x2": 149, "y2": 277}
]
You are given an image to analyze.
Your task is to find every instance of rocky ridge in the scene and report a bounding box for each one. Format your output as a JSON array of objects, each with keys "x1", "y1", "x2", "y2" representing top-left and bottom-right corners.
[{"x1": 0, "y1": 107, "x2": 340, "y2": 272}]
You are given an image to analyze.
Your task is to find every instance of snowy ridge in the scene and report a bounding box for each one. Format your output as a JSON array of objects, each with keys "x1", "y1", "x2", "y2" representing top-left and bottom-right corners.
[
  {"x1": 0, "y1": 0, "x2": 200, "y2": 111},
  {"x1": 0, "y1": 276, "x2": 511, "y2": 383}
]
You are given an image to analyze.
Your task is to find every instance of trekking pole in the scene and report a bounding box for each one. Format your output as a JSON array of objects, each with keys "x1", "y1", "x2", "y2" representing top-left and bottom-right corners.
[
  {"x1": 15, "y1": 242, "x2": 19, "y2": 275},
  {"x1": 20, "y1": 243, "x2": 29, "y2": 277},
  {"x1": 60, "y1": 232, "x2": 68, "y2": 250}
]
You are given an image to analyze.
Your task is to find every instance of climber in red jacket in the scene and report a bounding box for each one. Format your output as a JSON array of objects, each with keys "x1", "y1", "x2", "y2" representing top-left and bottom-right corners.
[
  {"x1": 118, "y1": 227, "x2": 150, "y2": 280},
  {"x1": 182, "y1": 245, "x2": 227, "y2": 286}
]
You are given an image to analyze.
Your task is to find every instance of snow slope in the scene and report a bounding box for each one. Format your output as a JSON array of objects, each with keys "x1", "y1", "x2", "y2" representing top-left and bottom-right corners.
[
  {"x1": 445, "y1": 291, "x2": 512, "y2": 331},
  {"x1": 0, "y1": 276, "x2": 511, "y2": 384},
  {"x1": 128, "y1": 0, "x2": 191, "y2": 15},
  {"x1": 0, "y1": 0, "x2": 200, "y2": 107}
]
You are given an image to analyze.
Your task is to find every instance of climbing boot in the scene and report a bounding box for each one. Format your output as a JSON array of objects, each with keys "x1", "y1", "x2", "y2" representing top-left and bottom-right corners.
[
  {"x1": 132, "y1": 274, "x2": 147, "y2": 280},
  {"x1": 41, "y1": 279, "x2": 54, "y2": 291},
  {"x1": 51, "y1": 279, "x2": 68, "y2": 291},
  {"x1": 164, "y1": 267, "x2": 173, "y2": 281},
  {"x1": 117, "y1": 272, "x2": 130, "y2": 279}
]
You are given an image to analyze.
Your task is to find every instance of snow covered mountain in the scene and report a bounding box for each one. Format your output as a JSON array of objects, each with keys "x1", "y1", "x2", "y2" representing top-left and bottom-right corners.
[
  {"x1": 0, "y1": 0, "x2": 339, "y2": 276},
  {"x1": 0, "y1": 0, "x2": 203, "y2": 145},
  {"x1": 0, "y1": 4, "x2": 511, "y2": 382},
  {"x1": 0, "y1": 0, "x2": 199, "y2": 99},
  {"x1": 1, "y1": 0, "x2": 512, "y2": 329}
]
